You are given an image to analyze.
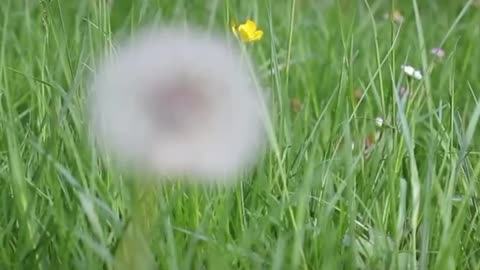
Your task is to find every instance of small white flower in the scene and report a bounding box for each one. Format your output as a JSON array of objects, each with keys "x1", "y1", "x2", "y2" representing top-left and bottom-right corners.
[
  {"x1": 401, "y1": 65, "x2": 415, "y2": 76},
  {"x1": 374, "y1": 117, "x2": 384, "y2": 128},
  {"x1": 413, "y1": 70, "x2": 423, "y2": 80},
  {"x1": 89, "y1": 27, "x2": 269, "y2": 183},
  {"x1": 401, "y1": 65, "x2": 423, "y2": 80}
]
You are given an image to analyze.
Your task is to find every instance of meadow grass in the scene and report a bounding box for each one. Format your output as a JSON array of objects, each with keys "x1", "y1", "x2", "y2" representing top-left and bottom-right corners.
[{"x1": 2, "y1": 0, "x2": 480, "y2": 269}]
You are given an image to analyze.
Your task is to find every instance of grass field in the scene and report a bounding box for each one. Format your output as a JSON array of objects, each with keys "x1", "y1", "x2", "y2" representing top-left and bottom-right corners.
[{"x1": 2, "y1": 0, "x2": 480, "y2": 269}]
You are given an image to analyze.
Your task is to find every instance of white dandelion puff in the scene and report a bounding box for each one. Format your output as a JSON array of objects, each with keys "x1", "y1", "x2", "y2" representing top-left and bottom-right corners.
[{"x1": 88, "y1": 27, "x2": 269, "y2": 183}]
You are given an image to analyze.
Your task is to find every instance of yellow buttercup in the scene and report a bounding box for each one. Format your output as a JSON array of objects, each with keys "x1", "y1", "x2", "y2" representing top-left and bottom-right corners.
[{"x1": 232, "y1": 19, "x2": 263, "y2": 43}]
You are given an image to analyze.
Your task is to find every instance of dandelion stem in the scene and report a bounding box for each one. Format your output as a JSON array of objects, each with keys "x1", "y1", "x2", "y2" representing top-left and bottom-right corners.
[{"x1": 113, "y1": 181, "x2": 157, "y2": 270}]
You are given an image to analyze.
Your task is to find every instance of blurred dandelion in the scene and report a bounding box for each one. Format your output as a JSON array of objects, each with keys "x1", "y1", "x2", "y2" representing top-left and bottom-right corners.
[
  {"x1": 89, "y1": 27, "x2": 269, "y2": 183},
  {"x1": 232, "y1": 19, "x2": 264, "y2": 43}
]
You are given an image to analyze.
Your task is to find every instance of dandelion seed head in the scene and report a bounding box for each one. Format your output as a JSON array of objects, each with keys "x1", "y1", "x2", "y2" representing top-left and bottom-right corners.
[{"x1": 89, "y1": 27, "x2": 269, "y2": 183}]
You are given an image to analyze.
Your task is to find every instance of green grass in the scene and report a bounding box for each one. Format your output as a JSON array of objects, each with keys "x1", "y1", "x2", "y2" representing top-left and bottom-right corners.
[{"x1": 2, "y1": 0, "x2": 480, "y2": 269}]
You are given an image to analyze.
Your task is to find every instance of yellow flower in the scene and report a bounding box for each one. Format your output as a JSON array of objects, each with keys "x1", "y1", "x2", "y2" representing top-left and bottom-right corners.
[{"x1": 232, "y1": 19, "x2": 263, "y2": 43}]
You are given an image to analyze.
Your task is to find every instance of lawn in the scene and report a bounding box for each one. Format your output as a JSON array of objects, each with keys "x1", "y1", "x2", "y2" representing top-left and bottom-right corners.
[{"x1": 2, "y1": 0, "x2": 480, "y2": 269}]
